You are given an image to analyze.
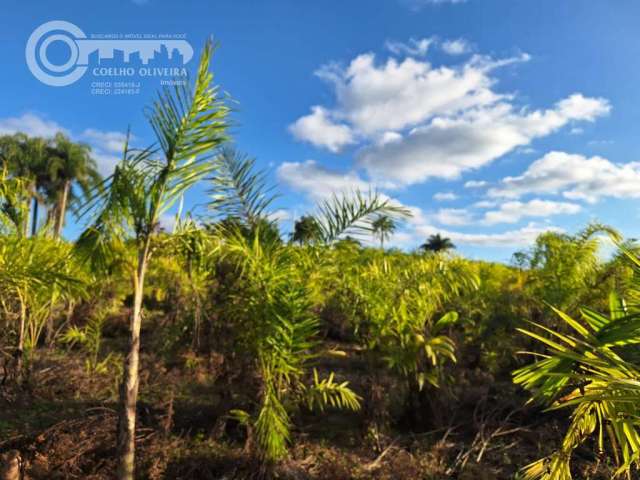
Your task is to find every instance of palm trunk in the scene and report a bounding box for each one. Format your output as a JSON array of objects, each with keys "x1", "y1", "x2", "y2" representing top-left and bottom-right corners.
[
  {"x1": 117, "y1": 241, "x2": 150, "y2": 480},
  {"x1": 31, "y1": 198, "x2": 38, "y2": 237},
  {"x1": 54, "y1": 180, "x2": 70, "y2": 238}
]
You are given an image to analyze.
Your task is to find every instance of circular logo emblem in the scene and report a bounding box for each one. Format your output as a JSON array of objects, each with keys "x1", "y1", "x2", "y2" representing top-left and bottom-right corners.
[{"x1": 26, "y1": 20, "x2": 88, "y2": 87}]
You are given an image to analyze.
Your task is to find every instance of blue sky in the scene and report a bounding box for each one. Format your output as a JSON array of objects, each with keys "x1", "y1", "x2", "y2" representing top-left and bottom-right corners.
[{"x1": 2, "y1": 0, "x2": 640, "y2": 261}]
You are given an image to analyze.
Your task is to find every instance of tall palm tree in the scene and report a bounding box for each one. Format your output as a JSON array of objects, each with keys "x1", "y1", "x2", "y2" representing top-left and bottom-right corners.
[
  {"x1": 421, "y1": 233, "x2": 455, "y2": 253},
  {"x1": 47, "y1": 133, "x2": 101, "y2": 237},
  {"x1": 372, "y1": 214, "x2": 395, "y2": 249},
  {"x1": 291, "y1": 215, "x2": 322, "y2": 245},
  {"x1": 80, "y1": 41, "x2": 229, "y2": 480}
]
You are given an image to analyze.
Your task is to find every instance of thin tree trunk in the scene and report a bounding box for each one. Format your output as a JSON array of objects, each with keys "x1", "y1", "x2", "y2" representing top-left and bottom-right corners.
[
  {"x1": 31, "y1": 198, "x2": 38, "y2": 237},
  {"x1": 54, "y1": 180, "x2": 70, "y2": 238},
  {"x1": 16, "y1": 293, "x2": 26, "y2": 378},
  {"x1": 117, "y1": 241, "x2": 150, "y2": 480},
  {"x1": 44, "y1": 289, "x2": 61, "y2": 348}
]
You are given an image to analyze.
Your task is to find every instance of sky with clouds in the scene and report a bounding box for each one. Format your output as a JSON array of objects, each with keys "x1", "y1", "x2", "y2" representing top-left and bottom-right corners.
[{"x1": 2, "y1": 0, "x2": 640, "y2": 261}]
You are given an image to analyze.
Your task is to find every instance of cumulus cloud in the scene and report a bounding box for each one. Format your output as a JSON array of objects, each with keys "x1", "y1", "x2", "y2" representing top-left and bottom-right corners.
[
  {"x1": 312, "y1": 52, "x2": 515, "y2": 136},
  {"x1": 277, "y1": 160, "x2": 371, "y2": 200},
  {"x1": 290, "y1": 46, "x2": 609, "y2": 187},
  {"x1": 276, "y1": 159, "x2": 561, "y2": 249},
  {"x1": 283, "y1": 42, "x2": 613, "y2": 250},
  {"x1": 430, "y1": 198, "x2": 580, "y2": 227},
  {"x1": 385, "y1": 37, "x2": 434, "y2": 57},
  {"x1": 358, "y1": 94, "x2": 610, "y2": 185},
  {"x1": 0, "y1": 113, "x2": 68, "y2": 138},
  {"x1": 81, "y1": 129, "x2": 128, "y2": 154},
  {"x1": 288, "y1": 106, "x2": 355, "y2": 152},
  {"x1": 488, "y1": 151, "x2": 640, "y2": 203},
  {"x1": 556, "y1": 94, "x2": 611, "y2": 121},
  {"x1": 432, "y1": 208, "x2": 472, "y2": 226},
  {"x1": 433, "y1": 191, "x2": 458, "y2": 201},
  {"x1": 482, "y1": 199, "x2": 581, "y2": 225},
  {"x1": 442, "y1": 39, "x2": 471, "y2": 55}
]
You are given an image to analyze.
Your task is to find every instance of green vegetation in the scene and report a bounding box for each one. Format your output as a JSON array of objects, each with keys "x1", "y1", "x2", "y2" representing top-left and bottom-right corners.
[{"x1": 2, "y1": 42, "x2": 640, "y2": 480}]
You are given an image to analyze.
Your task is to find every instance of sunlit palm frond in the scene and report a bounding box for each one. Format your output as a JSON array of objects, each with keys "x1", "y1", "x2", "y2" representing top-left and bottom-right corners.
[
  {"x1": 313, "y1": 190, "x2": 410, "y2": 244},
  {"x1": 146, "y1": 40, "x2": 229, "y2": 164},
  {"x1": 208, "y1": 147, "x2": 276, "y2": 227}
]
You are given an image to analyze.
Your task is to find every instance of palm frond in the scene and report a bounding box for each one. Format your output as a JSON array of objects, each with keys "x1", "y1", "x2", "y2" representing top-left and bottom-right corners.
[
  {"x1": 208, "y1": 147, "x2": 276, "y2": 227},
  {"x1": 313, "y1": 190, "x2": 410, "y2": 244}
]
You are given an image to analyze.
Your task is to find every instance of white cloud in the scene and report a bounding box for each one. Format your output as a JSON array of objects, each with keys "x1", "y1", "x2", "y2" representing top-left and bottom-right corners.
[
  {"x1": 433, "y1": 208, "x2": 472, "y2": 226},
  {"x1": 414, "y1": 222, "x2": 563, "y2": 247},
  {"x1": 0, "y1": 113, "x2": 68, "y2": 138},
  {"x1": 79, "y1": 129, "x2": 132, "y2": 175},
  {"x1": 482, "y1": 199, "x2": 581, "y2": 225},
  {"x1": 433, "y1": 191, "x2": 458, "y2": 201},
  {"x1": 277, "y1": 160, "x2": 371, "y2": 200},
  {"x1": 464, "y1": 180, "x2": 488, "y2": 188},
  {"x1": 358, "y1": 94, "x2": 610, "y2": 186},
  {"x1": 92, "y1": 152, "x2": 122, "y2": 176},
  {"x1": 81, "y1": 129, "x2": 128, "y2": 154},
  {"x1": 276, "y1": 158, "x2": 560, "y2": 250},
  {"x1": 313, "y1": 52, "x2": 517, "y2": 136},
  {"x1": 429, "y1": 198, "x2": 580, "y2": 227},
  {"x1": 288, "y1": 106, "x2": 355, "y2": 152},
  {"x1": 283, "y1": 42, "x2": 613, "y2": 251},
  {"x1": 291, "y1": 46, "x2": 609, "y2": 187},
  {"x1": 276, "y1": 160, "x2": 425, "y2": 227},
  {"x1": 385, "y1": 37, "x2": 434, "y2": 57},
  {"x1": 488, "y1": 151, "x2": 640, "y2": 203},
  {"x1": 556, "y1": 94, "x2": 611, "y2": 121},
  {"x1": 442, "y1": 39, "x2": 471, "y2": 55}
]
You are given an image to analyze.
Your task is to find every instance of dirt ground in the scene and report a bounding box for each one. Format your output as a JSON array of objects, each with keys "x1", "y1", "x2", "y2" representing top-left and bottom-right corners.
[{"x1": 0, "y1": 342, "x2": 614, "y2": 479}]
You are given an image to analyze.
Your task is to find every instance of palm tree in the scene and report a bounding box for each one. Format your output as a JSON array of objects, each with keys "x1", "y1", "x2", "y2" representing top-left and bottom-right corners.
[
  {"x1": 0, "y1": 166, "x2": 30, "y2": 236},
  {"x1": 80, "y1": 41, "x2": 229, "y2": 480},
  {"x1": 372, "y1": 214, "x2": 395, "y2": 249},
  {"x1": 207, "y1": 166, "x2": 408, "y2": 461},
  {"x1": 23, "y1": 136, "x2": 52, "y2": 237},
  {"x1": 421, "y1": 233, "x2": 455, "y2": 253},
  {"x1": 291, "y1": 215, "x2": 322, "y2": 245},
  {"x1": 0, "y1": 133, "x2": 50, "y2": 236},
  {"x1": 47, "y1": 133, "x2": 101, "y2": 238}
]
